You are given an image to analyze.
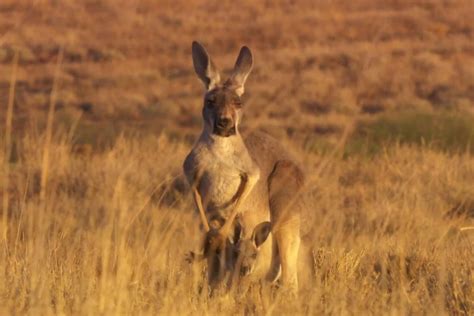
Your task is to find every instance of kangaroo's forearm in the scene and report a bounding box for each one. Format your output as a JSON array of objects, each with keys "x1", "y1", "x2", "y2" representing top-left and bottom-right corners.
[
  {"x1": 221, "y1": 168, "x2": 260, "y2": 234},
  {"x1": 189, "y1": 167, "x2": 211, "y2": 232},
  {"x1": 238, "y1": 168, "x2": 259, "y2": 205},
  {"x1": 193, "y1": 187, "x2": 210, "y2": 232}
]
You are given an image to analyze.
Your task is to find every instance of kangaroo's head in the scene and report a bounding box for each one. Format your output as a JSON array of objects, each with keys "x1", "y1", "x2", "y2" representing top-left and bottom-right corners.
[
  {"x1": 200, "y1": 216, "x2": 271, "y2": 288},
  {"x1": 192, "y1": 41, "x2": 253, "y2": 138},
  {"x1": 234, "y1": 221, "x2": 271, "y2": 277}
]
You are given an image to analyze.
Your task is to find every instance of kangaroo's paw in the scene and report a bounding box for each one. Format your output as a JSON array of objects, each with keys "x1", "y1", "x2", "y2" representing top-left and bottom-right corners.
[{"x1": 185, "y1": 251, "x2": 204, "y2": 264}]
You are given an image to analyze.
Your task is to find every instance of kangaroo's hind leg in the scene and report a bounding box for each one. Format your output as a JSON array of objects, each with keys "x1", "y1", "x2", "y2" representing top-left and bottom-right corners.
[
  {"x1": 267, "y1": 160, "x2": 305, "y2": 291},
  {"x1": 266, "y1": 237, "x2": 281, "y2": 283},
  {"x1": 274, "y1": 219, "x2": 300, "y2": 290}
]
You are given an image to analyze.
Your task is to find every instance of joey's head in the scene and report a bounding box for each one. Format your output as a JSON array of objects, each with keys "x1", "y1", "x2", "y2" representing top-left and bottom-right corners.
[
  {"x1": 200, "y1": 217, "x2": 271, "y2": 288},
  {"x1": 191, "y1": 41, "x2": 253, "y2": 138},
  {"x1": 235, "y1": 221, "x2": 271, "y2": 277}
]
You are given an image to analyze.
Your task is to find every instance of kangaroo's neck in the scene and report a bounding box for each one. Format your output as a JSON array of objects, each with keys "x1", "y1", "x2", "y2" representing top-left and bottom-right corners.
[
  {"x1": 199, "y1": 130, "x2": 248, "y2": 156},
  {"x1": 196, "y1": 129, "x2": 259, "y2": 176}
]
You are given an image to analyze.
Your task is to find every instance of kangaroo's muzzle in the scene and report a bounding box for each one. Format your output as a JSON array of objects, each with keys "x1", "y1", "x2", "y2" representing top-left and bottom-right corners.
[{"x1": 214, "y1": 117, "x2": 236, "y2": 137}]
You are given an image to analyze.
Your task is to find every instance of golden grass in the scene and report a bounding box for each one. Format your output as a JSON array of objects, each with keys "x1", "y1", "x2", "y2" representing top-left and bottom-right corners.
[
  {"x1": 2, "y1": 50, "x2": 18, "y2": 239},
  {"x1": 39, "y1": 47, "x2": 63, "y2": 203},
  {"x1": 0, "y1": 132, "x2": 473, "y2": 315}
]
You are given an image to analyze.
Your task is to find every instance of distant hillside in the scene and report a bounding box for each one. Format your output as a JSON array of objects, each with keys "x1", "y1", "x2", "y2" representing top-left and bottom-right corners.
[{"x1": 0, "y1": 0, "x2": 473, "y2": 147}]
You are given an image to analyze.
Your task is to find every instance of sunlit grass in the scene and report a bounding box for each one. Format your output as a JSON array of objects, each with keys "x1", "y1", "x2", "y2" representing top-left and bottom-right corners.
[{"x1": 0, "y1": 132, "x2": 472, "y2": 314}]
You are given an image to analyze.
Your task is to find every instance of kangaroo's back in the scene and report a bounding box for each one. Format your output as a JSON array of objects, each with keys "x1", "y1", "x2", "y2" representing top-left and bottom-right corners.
[{"x1": 244, "y1": 131, "x2": 298, "y2": 178}]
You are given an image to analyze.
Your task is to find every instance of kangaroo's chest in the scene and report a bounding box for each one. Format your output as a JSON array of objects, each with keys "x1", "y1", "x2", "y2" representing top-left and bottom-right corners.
[
  {"x1": 199, "y1": 157, "x2": 244, "y2": 211},
  {"x1": 185, "y1": 135, "x2": 267, "y2": 219}
]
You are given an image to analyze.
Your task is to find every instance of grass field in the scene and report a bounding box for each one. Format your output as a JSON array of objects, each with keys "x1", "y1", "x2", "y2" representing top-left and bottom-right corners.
[{"x1": 1, "y1": 0, "x2": 473, "y2": 314}]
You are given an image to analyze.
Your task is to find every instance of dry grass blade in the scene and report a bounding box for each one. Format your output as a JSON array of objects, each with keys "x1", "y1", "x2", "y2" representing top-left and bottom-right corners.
[
  {"x1": 2, "y1": 50, "x2": 19, "y2": 240},
  {"x1": 39, "y1": 47, "x2": 64, "y2": 203}
]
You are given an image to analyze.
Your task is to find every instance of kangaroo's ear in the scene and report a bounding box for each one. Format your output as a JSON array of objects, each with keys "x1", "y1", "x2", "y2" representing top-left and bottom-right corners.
[
  {"x1": 233, "y1": 221, "x2": 243, "y2": 245},
  {"x1": 192, "y1": 41, "x2": 220, "y2": 90},
  {"x1": 252, "y1": 221, "x2": 271, "y2": 248},
  {"x1": 229, "y1": 46, "x2": 253, "y2": 96}
]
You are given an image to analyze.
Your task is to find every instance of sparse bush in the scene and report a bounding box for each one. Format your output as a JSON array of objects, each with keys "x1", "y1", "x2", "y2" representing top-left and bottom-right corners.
[{"x1": 348, "y1": 111, "x2": 474, "y2": 155}]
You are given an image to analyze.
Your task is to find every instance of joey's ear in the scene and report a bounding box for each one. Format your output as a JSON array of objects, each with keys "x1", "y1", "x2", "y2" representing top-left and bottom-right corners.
[
  {"x1": 192, "y1": 41, "x2": 221, "y2": 90},
  {"x1": 252, "y1": 221, "x2": 271, "y2": 248},
  {"x1": 233, "y1": 221, "x2": 243, "y2": 245},
  {"x1": 229, "y1": 46, "x2": 253, "y2": 96}
]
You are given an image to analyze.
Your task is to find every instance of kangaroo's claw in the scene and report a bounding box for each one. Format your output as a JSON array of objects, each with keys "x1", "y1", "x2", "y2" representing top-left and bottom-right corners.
[{"x1": 185, "y1": 251, "x2": 204, "y2": 263}]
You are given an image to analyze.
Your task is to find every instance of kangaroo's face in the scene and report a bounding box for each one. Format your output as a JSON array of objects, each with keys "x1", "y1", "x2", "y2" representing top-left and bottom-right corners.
[
  {"x1": 201, "y1": 220, "x2": 271, "y2": 287},
  {"x1": 235, "y1": 221, "x2": 271, "y2": 277},
  {"x1": 192, "y1": 41, "x2": 253, "y2": 138},
  {"x1": 203, "y1": 87, "x2": 242, "y2": 137}
]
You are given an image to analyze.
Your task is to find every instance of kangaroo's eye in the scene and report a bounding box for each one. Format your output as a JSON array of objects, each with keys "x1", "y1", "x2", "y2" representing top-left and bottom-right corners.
[
  {"x1": 206, "y1": 99, "x2": 214, "y2": 108},
  {"x1": 234, "y1": 100, "x2": 242, "y2": 108}
]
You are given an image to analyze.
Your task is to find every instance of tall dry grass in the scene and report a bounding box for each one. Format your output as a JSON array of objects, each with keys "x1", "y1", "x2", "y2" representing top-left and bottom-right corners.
[
  {"x1": 0, "y1": 0, "x2": 473, "y2": 144},
  {"x1": 0, "y1": 130, "x2": 472, "y2": 314},
  {"x1": 2, "y1": 50, "x2": 18, "y2": 239}
]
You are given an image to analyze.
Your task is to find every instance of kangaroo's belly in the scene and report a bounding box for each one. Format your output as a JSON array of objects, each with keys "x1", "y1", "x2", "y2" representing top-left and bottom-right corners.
[
  {"x1": 200, "y1": 165, "x2": 269, "y2": 223},
  {"x1": 200, "y1": 165, "x2": 242, "y2": 212}
]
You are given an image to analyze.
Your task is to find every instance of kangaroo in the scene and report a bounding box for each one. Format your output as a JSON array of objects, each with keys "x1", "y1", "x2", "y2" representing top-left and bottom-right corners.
[{"x1": 183, "y1": 41, "x2": 305, "y2": 292}]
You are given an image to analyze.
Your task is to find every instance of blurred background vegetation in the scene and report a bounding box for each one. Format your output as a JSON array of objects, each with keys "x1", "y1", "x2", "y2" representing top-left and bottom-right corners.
[{"x1": 0, "y1": 0, "x2": 473, "y2": 153}]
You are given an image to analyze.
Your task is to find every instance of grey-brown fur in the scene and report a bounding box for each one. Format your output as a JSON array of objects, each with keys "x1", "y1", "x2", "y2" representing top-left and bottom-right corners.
[{"x1": 183, "y1": 41, "x2": 305, "y2": 291}]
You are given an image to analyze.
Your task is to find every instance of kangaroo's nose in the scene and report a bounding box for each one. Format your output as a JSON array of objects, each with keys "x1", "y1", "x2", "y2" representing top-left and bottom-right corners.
[
  {"x1": 216, "y1": 117, "x2": 232, "y2": 129},
  {"x1": 240, "y1": 266, "x2": 250, "y2": 276}
]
